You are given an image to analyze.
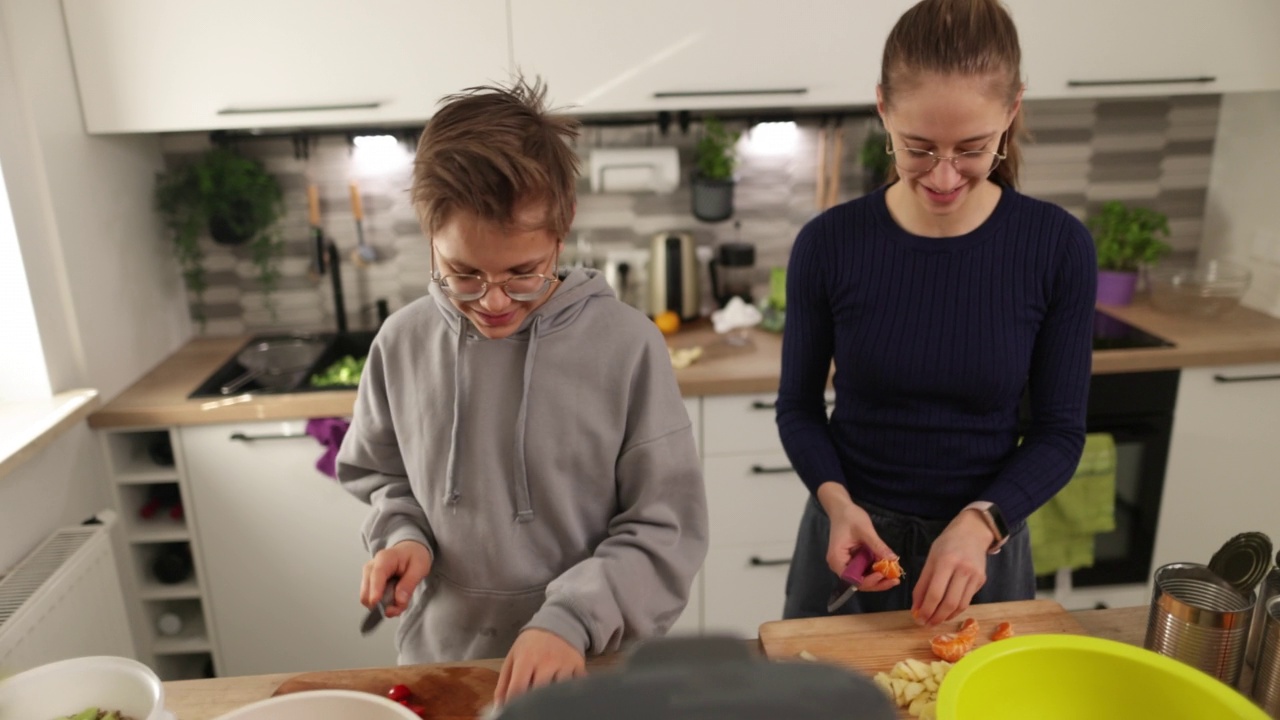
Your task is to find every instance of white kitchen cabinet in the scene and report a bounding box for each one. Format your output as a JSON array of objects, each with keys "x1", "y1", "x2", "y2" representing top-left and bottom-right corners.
[
  {"x1": 698, "y1": 393, "x2": 813, "y2": 638},
  {"x1": 1152, "y1": 364, "x2": 1280, "y2": 577},
  {"x1": 62, "y1": 0, "x2": 510, "y2": 133},
  {"x1": 1011, "y1": 0, "x2": 1280, "y2": 99},
  {"x1": 179, "y1": 420, "x2": 399, "y2": 676},
  {"x1": 510, "y1": 0, "x2": 912, "y2": 115}
]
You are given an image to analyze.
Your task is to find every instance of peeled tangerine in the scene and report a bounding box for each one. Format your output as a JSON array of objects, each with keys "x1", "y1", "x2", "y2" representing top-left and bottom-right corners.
[
  {"x1": 872, "y1": 557, "x2": 904, "y2": 580},
  {"x1": 956, "y1": 617, "x2": 979, "y2": 641},
  {"x1": 991, "y1": 621, "x2": 1016, "y2": 641},
  {"x1": 929, "y1": 632, "x2": 973, "y2": 663}
]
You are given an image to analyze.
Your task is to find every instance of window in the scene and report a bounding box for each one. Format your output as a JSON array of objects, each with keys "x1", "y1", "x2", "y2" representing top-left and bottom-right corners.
[{"x1": 0, "y1": 161, "x2": 51, "y2": 403}]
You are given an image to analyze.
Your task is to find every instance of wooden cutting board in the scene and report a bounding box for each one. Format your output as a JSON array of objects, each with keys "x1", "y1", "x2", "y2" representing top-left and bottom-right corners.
[
  {"x1": 759, "y1": 600, "x2": 1085, "y2": 718},
  {"x1": 272, "y1": 665, "x2": 499, "y2": 720}
]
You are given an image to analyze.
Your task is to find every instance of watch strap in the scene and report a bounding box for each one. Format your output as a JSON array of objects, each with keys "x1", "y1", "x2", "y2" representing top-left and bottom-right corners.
[{"x1": 964, "y1": 501, "x2": 1010, "y2": 555}]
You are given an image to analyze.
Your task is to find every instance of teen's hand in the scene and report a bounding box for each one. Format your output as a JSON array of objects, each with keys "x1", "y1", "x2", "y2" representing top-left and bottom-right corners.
[
  {"x1": 911, "y1": 510, "x2": 993, "y2": 625},
  {"x1": 494, "y1": 628, "x2": 586, "y2": 706},
  {"x1": 816, "y1": 482, "x2": 900, "y2": 593},
  {"x1": 360, "y1": 540, "x2": 432, "y2": 618}
]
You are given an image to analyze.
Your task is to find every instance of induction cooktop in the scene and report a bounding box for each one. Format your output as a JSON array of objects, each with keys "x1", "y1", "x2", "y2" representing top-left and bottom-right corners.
[{"x1": 1093, "y1": 310, "x2": 1173, "y2": 351}]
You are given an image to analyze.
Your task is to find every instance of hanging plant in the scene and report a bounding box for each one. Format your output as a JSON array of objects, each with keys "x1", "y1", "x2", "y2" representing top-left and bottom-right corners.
[{"x1": 155, "y1": 147, "x2": 285, "y2": 324}]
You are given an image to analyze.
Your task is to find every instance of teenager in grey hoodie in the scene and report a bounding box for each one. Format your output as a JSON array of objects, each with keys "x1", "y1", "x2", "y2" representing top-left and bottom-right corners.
[{"x1": 336, "y1": 77, "x2": 707, "y2": 707}]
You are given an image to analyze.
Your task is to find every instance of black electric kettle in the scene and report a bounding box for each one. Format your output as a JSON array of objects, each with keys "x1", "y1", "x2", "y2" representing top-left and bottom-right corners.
[{"x1": 648, "y1": 232, "x2": 700, "y2": 320}]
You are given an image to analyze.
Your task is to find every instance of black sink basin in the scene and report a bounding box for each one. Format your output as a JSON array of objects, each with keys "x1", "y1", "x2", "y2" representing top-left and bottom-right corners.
[{"x1": 188, "y1": 330, "x2": 377, "y2": 398}]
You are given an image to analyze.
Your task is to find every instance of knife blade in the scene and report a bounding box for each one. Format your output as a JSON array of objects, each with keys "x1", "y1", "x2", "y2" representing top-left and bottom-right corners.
[
  {"x1": 826, "y1": 546, "x2": 876, "y2": 613},
  {"x1": 360, "y1": 581, "x2": 397, "y2": 635}
]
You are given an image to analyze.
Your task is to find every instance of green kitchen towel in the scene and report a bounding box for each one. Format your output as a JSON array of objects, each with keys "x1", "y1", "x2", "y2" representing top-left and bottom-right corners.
[{"x1": 1027, "y1": 433, "x2": 1117, "y2": 575}]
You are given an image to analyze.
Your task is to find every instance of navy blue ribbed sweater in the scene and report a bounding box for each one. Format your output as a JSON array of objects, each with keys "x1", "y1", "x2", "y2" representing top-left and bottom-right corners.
[{"x1": 776, "y1": 186, "x2": 1096, "y2": 526}]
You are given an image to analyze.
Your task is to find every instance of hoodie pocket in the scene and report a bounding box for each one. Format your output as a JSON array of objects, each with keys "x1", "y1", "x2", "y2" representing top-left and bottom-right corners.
[{"x1": 396, "y1": 572, "x2": 548, "y2": 664}]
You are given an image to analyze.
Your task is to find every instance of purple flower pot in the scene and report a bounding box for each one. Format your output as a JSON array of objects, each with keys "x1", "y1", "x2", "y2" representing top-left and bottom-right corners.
[{"x1": 1097, "y1": 270, "x2": 1138, "y2": 306}]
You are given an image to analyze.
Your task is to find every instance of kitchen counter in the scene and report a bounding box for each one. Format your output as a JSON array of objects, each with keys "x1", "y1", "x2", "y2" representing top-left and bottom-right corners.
[
  {"x1": 161, "y1": 605, "x2": 1147, "y2": 720},
  {"x1": 88, "y1": 300, "x2": 1280, "y2": 429}
]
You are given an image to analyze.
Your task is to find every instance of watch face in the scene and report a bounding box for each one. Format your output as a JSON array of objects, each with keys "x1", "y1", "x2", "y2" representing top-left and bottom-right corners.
[{"x1": 987, "y1": 505, "x2": 1010, "y2": 539}]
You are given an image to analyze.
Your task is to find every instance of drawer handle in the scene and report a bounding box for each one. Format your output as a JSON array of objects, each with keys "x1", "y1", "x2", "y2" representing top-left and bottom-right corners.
[
  {"x1": 750, "y1": 400, "x2": 834, "y2": 410},
  {"x1": 748, "y1": 556, "x2": 791, "y2": 567},
  {"x1": 1213, "y1": 373, "x2": 1280, "y2": 384},
  {"x1": 1067, "y1": 76, "x2": 1215, "y2": 87},
  {"x1": 750, "y1": 464, "x2": 795, "y2": 475},
  {"x1": 218, "y1": 101, "x2": 384, "y2": 115},
  {"x1": 229, "y1": 432, "x2": 307, "y2": 442},
  {"x1": 653, "y1": 88, "x2": 807, "y2": 99}
]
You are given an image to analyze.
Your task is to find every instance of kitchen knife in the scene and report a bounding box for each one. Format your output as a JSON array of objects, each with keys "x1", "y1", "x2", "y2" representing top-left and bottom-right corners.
[
  {"x1": 826, "y1": 546, "x2": 876, "y2": 613},
  {"x1": 360, "y1": 582, "x2": 397, "y2": 636},
  {"x1": 307, "y1": 184, "x2": 325, "y2": 280}
]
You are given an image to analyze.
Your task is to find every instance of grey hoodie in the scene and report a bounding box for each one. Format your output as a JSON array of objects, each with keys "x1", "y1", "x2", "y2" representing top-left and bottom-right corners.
[{"x1": 337, "y1": 268, "x2": 708, "y2": 663}]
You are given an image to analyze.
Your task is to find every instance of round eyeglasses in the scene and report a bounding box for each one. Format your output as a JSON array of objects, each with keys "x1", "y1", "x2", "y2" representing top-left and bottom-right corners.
[
  {"x1": 431, "y1": 248, "x2": 560, "y2": 302},
  {"x1": 887, "y1": 132, "x2": 1008, "y2": 178}
]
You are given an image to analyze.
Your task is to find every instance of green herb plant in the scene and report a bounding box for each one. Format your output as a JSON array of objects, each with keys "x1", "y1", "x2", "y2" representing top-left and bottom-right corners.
[
  {"x1": 155, "y1": 147, "x2": 285, "y2": 324},
  {"x1": 695, "y1": 117, "x2": 741, "y2": 181},
  {"x1": 859, "y1": 126, "x2": 892, "y2": 182},
  {"x1": 1086, "y1": 200, "x2": 1172, "y2": 273}
]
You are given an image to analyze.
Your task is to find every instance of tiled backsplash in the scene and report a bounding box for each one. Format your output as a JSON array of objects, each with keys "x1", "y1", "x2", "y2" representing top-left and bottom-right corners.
[{"x1": 158, "y1": 94, "x2": 1220, "y2": 336}]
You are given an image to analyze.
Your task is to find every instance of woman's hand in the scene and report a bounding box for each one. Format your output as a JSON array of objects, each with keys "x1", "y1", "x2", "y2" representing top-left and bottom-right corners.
[
  {"x1": 494, "y1": 628, "x2": 586, "y2": 706},
  {"x1": 816, "y1": 482, "x2": 900, "y2": 592},
  {"x1": 911, "y1": 510, "x2": 993, "y2": 625},
  {"x1": 360, "y1": 540, "x2": 432, "y2": 618}
]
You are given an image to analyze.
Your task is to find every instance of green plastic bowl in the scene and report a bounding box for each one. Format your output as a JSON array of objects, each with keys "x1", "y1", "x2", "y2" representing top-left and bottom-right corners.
[{"x1": 937, "y1": 634, "x2": 1267, "y2": 720}]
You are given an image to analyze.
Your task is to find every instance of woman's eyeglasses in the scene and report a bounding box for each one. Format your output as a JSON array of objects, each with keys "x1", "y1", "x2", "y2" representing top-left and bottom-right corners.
[
  {"x1": 431, "y1": 247, "x2": 560, "y2": 302},
  {"x1": 887, "y1": 132, "x2": 1007, "y2": 178}
]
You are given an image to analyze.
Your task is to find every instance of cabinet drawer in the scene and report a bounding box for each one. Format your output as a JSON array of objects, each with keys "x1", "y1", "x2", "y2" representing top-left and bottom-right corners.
[
  {"x1": 702, "y1": 394, "x2": 783, "y2": 457},
  {"x1": 704, "y1": 453, "x2": 809, "y2": 546},
  {"x1": 702, "y1": 541, "x2": 794, "y2": 639}
]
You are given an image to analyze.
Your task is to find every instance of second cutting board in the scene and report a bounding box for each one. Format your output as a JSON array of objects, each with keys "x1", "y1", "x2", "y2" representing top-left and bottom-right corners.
[{"x1": 758, "y1": 599, "x2": 1085, "y2": 673}]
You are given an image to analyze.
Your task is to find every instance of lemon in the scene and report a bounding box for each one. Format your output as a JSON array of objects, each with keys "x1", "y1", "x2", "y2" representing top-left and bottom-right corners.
[{"x1": 654, "y1": 310, "x2": 681, "y2": 335}]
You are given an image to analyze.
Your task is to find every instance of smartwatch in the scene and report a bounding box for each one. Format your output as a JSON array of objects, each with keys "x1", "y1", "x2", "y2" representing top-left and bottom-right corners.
[{"x1": 964, "y1": 501, "x2": 1010, "y2": 555}]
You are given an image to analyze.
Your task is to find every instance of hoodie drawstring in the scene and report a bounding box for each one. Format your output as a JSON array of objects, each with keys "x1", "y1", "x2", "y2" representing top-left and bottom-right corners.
[
  {"x1": 511, "y1": 316, "x2": 541, "y2": 523},
  {"x1": 443, "y1": 323, "x2": 467, "y2": 508}
]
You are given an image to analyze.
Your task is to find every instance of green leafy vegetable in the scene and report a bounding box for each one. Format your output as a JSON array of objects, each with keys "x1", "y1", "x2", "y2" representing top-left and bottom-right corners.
[{"x1": 310, "y1": 355, "x2": 367, "y2": 388}]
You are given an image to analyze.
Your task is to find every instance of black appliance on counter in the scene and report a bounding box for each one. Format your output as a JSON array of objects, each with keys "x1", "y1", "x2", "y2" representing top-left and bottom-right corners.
[{"x1": 1028, "y1": 310, "x2": 1177, "y2": 594}]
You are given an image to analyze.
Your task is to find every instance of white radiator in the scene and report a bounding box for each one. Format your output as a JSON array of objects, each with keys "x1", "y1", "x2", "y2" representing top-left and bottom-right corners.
[{"x1": 0, "y1": 514, "x2": 135, "y2": 673}]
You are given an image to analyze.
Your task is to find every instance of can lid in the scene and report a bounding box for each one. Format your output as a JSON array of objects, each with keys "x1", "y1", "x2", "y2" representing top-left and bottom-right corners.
[{"x1": 1209, "y1": 531, "x2": 1273, "y2": 593}]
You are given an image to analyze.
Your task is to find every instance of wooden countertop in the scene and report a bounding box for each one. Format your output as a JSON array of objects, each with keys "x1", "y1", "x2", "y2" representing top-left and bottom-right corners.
[
  {"x1": 160, "y1": 605, "x2": 1147, "y2": 720},
  {"x1": 88, "y1": 300, "x2": 1280, "y2": 429}
]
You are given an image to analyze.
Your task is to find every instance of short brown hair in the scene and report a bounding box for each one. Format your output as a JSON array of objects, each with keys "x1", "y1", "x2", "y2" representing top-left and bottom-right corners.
[
  {"x1": 881, "y1": 0, "x2": 1026, "y2": 188},
  {"x1": 411, "y1": 76, "x2": 581, "y2": 238}
]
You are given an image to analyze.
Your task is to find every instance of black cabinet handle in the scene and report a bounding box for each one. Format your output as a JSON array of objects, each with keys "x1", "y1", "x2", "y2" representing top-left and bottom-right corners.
[
  {"x1": 229, "y1": 432, "x2": 307, "y2": 442},
  {"x1": 1213, "y1": 373, "x2": 1280, "y2": 384},
  {"x1": 750, "y1": 464, "x2": 795, "y2": 475},
  {"x1": 653, "y1": 88, "x2": 807, "y2": 99},
  {"x1": 751, "y1": 400, "x2": 834, "y2": 410},
  {"x1": 1067, "y1": 76, "x2": 1215, "y2": 88},
  {"x1": 219, "y1": 101, "x2": 384, "y2": 115},
  {"x1": 748, "y1": 556, "x2": 791, "y2": 567}
]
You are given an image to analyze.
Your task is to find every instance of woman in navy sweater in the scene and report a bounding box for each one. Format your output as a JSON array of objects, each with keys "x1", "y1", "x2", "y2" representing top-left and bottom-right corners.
[{"x1": 777, "y1": 0, "x2": 1096, "y2": 626}]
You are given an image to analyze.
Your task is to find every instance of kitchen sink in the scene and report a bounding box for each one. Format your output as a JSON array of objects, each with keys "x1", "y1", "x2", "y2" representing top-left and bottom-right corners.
[{"x1": 188, "y1": 330, "x2": 377, "y2": 398}]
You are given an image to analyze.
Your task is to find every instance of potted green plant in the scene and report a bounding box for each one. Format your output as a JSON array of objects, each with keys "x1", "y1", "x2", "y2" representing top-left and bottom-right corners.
[
  {"x1": 859, "y1": 126, "x2": 892, "y2": 193},
  {"x1": 691, "y1": 116, "x2": 740, "y2": 222},
  {"x1": 1086, "y1": 200, "x2": 1172, "y2": 306},
  {"x1": 155, "y1": 147, "x2": 285, "y2": 324}
]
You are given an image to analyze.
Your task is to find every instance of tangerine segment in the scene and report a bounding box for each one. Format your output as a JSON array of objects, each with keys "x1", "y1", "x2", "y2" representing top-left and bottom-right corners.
[
  {"x1": 956, "y1": 617, "x2": 979, "y2": 641},
  {"x1": 991, "y1": 621, "x2": 1015, "y2": 641},
  {"x1": 872, "y1": 557, "x2": 904, "y2": 581},
  {"x1": 930, "y1": 632, "x2": 973, "y2": 662}
]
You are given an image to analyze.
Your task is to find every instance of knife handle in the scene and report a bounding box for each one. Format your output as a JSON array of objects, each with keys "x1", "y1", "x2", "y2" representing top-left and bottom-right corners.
[
  {"x1": 307, "y1": 184, "x2": 321, "y2": 226},
  {"x1": 840, "y1": 546, "x2": 876, "y2": 585},
  {"x1": 349, "y1": 182, "x2": 364, "y2": 221}
]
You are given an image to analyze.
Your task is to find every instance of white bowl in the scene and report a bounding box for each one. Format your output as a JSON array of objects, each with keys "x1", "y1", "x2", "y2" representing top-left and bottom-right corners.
[
  {"x1": 0, "y1": 655, "x2": 170, "y2": 720},
  {"x1": 213, "y1": 689, "x2": 422, "y2": 720}
]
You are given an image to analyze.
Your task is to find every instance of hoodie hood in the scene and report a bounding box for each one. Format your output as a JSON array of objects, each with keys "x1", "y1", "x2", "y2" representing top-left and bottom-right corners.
[{"x1": 427, "y1": 268, "x2": 616, "y2": 519}]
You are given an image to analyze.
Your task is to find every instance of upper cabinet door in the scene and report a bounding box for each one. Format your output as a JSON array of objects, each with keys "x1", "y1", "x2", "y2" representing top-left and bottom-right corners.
[
  {"x1": 511, "y1": 0, "x2": 913, "y2": 115},
  {"x1": 62, "y1": 0, "x2": 510, "y2": 133},
  {"x1": 1012, "y1": 0, "x2": 1280, "y2": 99}
]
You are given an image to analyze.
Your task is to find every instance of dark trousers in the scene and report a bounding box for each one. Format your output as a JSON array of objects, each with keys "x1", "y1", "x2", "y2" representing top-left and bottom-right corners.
[{"x1": 783, "y1": 496, "x2": 1035, "y2": 619}]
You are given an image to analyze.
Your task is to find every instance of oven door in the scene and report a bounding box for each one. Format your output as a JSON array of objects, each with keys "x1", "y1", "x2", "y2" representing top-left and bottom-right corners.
[{"x1": 1032, "y1": 370, "x2": 1179, "y2": 591}]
